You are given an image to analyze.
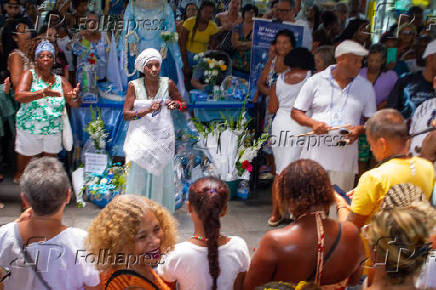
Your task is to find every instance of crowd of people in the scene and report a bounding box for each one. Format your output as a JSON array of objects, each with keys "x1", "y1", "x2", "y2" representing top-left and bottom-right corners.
[{"x1": 0, "y1": 0, "x2": 436, "y2": 289}]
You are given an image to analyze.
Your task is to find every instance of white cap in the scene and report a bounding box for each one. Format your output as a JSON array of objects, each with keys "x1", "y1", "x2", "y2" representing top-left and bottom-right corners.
[
  {"x1": 423, "y1": 39, "x2": 436, "y2": 59},
  {"x1": 335, "y1": 40, "x2": 369, "y2": 58}
]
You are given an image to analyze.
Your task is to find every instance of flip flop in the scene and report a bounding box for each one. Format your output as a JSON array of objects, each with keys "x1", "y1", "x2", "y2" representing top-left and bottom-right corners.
[{"x1": 0, "y1": 202, "x2": 4, "y2": 209}]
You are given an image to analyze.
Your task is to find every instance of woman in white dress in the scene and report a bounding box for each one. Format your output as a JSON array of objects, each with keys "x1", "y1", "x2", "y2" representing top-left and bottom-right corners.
[
  {"x1": 267, "y1": 48, "x2": 314, "y2": 226},
  {"x1": 123, "y1": 48, "x2": 186, "y2": 213}
]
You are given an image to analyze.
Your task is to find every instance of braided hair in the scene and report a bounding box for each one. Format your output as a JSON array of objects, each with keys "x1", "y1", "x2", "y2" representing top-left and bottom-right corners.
[
  {"x1": 190, "y1": 1, "x2": 215, "y2": 44},
  {"x1": 188, "y1": 177, "x2": 230, "y2": 290}
]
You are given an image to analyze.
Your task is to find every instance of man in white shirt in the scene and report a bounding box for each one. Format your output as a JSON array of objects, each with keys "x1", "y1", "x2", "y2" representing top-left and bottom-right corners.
[
  {"x1": 291, "y1": 40, "x2": 376, "y2": 191},
  {"x1": 275, "y1": 0, "x2": 312, "y2": 49}
]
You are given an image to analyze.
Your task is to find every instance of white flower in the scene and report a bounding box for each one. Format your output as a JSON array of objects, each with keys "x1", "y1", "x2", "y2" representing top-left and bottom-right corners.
[
  {"x1": 218, "y1": 60, "x2": 224, "y2": 65},
  {"x1": 199, "y1": 52, "x2": 205, "y2": 57},
  {"x1": 194, "y1": 54, "x2": 199, "y2": 61},
  {"x1": 209, "y1": 62, "x2": 214, "y2": 69},
  {"x1": 205, "y1": 79, "x2": 209, "y2": 83},
  {"x1": 204, "y1": 70, "x2": 209, "y2": 76},
  {"x1": 212, "y1": 70, "x2": 218, "y2": 76},
  {"x1": 100, "y1": 178, "x2": 108, "y2": 185}
]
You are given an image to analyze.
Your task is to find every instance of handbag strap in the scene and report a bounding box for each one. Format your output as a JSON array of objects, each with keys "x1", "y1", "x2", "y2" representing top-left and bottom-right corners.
[{"x1": 13, "y1": 224, "x2": 53, "y2": 290}]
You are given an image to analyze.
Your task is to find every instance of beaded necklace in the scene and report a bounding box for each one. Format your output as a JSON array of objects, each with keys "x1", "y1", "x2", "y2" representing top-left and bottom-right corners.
[{"x1": 191, "y1": 235, "x2": 224, "y2": 242}]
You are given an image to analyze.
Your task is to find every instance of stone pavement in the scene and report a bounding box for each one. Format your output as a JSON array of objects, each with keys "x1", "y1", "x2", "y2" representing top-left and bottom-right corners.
[{"x1": 0, "y1": 178, "x2": 286, "y2": 255}]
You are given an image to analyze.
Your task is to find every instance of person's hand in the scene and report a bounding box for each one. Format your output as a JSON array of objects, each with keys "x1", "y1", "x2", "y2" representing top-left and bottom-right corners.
[
  {"x1": 42, "y1": 87, "x2": 61, "y2": 98},
  {"x1": 150, "y1": 100, "x2": 162, "y2": 112},
  {"x1": 312, "y1": 121, "x2": 330, "y2": 135},
  {"x1": 268, "y1": 44, "x2": 276, "y2": 58},
  {"x1": 335, "y1": 192, "x2": 350, "y2": 209},
  {"x1": 14, "y1": 207, "x2": 33, "y2": 223},
  {"x1": 346, "y1": 126, "x2": 362, "y2": 145},
  {"x1": 166, "y1": 100, "x2": 178, "y2": 110},
  {"x1": 66, "y1": 83, "x2": 80, "y2": 100},
  {"x1": 3, "y1": 77, "x2": 10, "y2": 93}
]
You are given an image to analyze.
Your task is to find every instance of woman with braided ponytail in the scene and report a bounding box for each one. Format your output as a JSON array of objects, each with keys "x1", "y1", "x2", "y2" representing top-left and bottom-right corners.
[{"x1": 158, "y1": 177, "x2": 250, "y2": 290}]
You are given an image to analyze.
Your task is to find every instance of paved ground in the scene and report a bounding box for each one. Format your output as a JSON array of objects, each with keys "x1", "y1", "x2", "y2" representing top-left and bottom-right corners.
[{"x1": 0, "y1": 177, "x2": 286, "y2": 255}]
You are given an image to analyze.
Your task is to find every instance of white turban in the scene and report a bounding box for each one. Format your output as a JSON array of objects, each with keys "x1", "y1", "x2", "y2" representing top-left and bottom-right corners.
[{"x1": 134, "y1": 48, "x2": 163, "y2": 73}]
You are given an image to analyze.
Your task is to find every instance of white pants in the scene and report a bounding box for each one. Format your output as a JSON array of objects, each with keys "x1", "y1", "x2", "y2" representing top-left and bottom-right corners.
[
  {"x1": 328, "y1": 170, "x2": 355, "y2": 219},
  {"x1": 15, "y1": 129, "x2": 62, "y2": 156}
]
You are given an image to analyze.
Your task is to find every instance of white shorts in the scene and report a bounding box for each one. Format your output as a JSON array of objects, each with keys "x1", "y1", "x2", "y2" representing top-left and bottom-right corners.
[{"x1": 15, "y1": 129, "x2": 62, "y2": 156}]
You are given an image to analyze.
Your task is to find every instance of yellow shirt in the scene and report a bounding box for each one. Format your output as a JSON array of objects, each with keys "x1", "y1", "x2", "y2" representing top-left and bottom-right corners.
[
  {"x1": 351, "y1": 156, "x2": 434, "y2": 224},
  {"x1": 183, "y1": 17, "x2": 218, "y2": 54}
]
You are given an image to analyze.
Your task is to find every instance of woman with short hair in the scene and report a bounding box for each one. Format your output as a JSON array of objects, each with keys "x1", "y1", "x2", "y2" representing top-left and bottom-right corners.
[
  {"x1": 313, "y1": 45, "x2": 335, "y2": 73},
  {"x1": 268, "y1": 48, "x2": 314, "y2": 226},
  {"x1": 0, "y1": 157, "x2": 100, "y2": 289},
  {"x1": 14, "y1": 40, "x2": 80, "y2": 184},
  {"x1": 365, "y1": 202, "x2": 436, "y2": 289},
  {"x1": 244, "y1": 159, "x2": 365, "y2": 289}
]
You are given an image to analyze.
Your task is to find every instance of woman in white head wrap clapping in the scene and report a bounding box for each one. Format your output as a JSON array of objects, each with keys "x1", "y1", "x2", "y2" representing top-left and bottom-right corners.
[{"x1": 122, "y1": 48, "x2": 187, "y2": 212}]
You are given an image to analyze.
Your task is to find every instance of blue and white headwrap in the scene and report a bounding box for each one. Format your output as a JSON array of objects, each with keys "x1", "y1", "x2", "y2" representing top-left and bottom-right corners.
[{"x1": 35, "y1": 40, "x2": 55, "y2": 60}]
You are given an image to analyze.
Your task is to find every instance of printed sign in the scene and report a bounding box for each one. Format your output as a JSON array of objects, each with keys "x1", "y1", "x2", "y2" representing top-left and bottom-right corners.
[
  {"x1": 84, "y1": 153, "x2": 108, "y2": 174},
  {"x1": 249, "y1": 18, "x2": 305, "y2": 99}
]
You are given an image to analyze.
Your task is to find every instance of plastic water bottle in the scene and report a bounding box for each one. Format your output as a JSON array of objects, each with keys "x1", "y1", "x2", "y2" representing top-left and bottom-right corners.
[{"x1": 237, "y1": 180, "x2": 250, "y2": 200}]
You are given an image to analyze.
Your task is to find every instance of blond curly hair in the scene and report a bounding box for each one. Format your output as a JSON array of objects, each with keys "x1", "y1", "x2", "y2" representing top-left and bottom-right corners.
[
  {"x1": 85, "y1": 195, "x2": 178, "y2": 271},
  {"x1": 368, "y1": 201, "x2": 436, "y2": 285}
]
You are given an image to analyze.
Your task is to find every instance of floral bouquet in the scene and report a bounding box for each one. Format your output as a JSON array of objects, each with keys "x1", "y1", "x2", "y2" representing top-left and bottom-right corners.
[
  {"x1": 160, "y1": 31, "x2": 178, "y2": 59},
  {"x1": 191, "y1": 97, "x2": 270, "y2": 182},
  {"x1": 236, "y1": 128, "x2": 270, "y2": 180},
  {"x1": 193, "y1": 53, "x2": 228, "y2": 89},
  {"x1": 80, "y1": 162, "x2": 128, "y2": 208},
  {"x1": 85, "y1": 106, "x2": 109, "y2": 153}
]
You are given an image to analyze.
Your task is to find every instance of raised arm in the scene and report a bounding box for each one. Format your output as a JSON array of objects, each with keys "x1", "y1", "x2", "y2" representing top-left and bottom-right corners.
[
  {"x1": 8, "y1": 53, "x2": 25, "y2": 89},
  {"x1": 61, "y1": 77, "x2": 81, "y2": 107},
  {"x1": 123, "y1": 83, "x2": 161, "y2": 121},
  {"x1": 256, "y1": 56, "x2": 274, "y2": 96}
]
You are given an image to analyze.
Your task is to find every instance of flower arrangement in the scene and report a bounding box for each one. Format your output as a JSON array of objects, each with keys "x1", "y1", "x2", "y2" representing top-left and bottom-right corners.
[
  {"x1": 78, "y1": 162, "x2": 128, "y2": 208},
  {"x1": 235, "y1": 128, "x2": 270, "y2": 178},
  {"x1": 193, "y1": 53, "x2": 228, "y2": 88},
  {"x1": 191, "y1": 97, "x2": 270, "y2": 181},
  {"x1": 160, "y1": 31, "x2": 178, "y2": 59},
  {"x1": 160, "y1": 31, "x2": 178, "y2": 43},
  {"x1": 85, "y1": 106, "x2": 109, "y2": 152}
]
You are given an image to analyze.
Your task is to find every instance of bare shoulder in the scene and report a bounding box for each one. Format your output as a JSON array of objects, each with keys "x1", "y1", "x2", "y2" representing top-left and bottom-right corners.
[{"x1": 340, "y1": 221, "x2": 361, "y2": 241}]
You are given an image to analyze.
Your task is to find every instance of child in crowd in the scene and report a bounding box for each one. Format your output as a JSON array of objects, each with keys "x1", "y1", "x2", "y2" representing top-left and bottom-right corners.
[
  {"x1": 86, "y1": 195, "x2": 177, "y2": 289},
  {"x1": 158, "y1": 176, "x2": 250, "y2": 290}
]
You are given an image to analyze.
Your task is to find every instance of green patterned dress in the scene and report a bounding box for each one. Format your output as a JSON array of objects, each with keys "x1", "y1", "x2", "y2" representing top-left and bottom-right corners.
[{"x1": 15, "y1": 69, "x2": 65, "y2": 135}]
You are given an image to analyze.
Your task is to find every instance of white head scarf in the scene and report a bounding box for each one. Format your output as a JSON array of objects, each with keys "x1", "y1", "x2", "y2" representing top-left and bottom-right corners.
[{"x1": 134, "y1": 48, "x2": 163, "y2": 73}]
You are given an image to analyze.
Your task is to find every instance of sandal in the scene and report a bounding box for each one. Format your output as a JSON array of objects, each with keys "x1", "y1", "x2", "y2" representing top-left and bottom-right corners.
[
  {"x1": 268, "y1": 216, "x2": 284, "y2": 227},
  {"x1": 0, "y1": 202, "x2": 4, "y2": 209}
]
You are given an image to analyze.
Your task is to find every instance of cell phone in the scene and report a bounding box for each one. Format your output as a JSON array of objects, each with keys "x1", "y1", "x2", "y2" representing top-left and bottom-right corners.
[
  {"x1": 333, "y1": 184, "x2": 351, "y2": 205},
  {"x1": 386, "y1": 47, "x2": 397, "y2": 64}
]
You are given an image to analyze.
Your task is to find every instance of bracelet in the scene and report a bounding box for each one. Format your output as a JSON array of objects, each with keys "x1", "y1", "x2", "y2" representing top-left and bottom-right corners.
[
  {"x1": 175, "y1": 100, "x2": 186, "y2": 111},
  {"x1": 133, "y1": 110, "x2": 140, "y2": 120}
]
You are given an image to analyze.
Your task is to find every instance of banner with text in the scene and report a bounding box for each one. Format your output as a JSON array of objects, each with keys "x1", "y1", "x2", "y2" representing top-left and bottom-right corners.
[{"x1": 249, "y1": 19, "x2": 305, "y2": 99}]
